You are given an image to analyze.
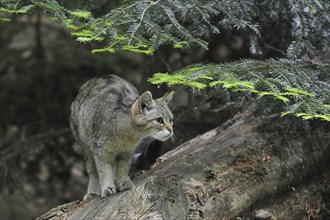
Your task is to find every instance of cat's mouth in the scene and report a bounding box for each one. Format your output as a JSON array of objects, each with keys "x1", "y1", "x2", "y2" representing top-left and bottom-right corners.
[
  {"x1": 158, "y1": 134, "x2": 172, "y2": 141},
  {"x1": 152, "y1": 131, "x2": 173, "y2": 141}
]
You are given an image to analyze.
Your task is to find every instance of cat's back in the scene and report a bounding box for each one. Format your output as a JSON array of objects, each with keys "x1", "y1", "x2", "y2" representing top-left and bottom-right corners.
[
  {"x1": 70, "y1": 75, "x2": 139, "y2": 142},
  {"x1": 72, "y1": 74, "x2": 139, "y2": 111},
  {"x1": 75, "y1": 74, "x2": 138, "y2": 103}
]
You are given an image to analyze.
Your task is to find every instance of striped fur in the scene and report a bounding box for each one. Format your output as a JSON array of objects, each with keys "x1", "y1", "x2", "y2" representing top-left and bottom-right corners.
[{"x1": 70, "y1": 75, "x2": 173, "y2": 200}]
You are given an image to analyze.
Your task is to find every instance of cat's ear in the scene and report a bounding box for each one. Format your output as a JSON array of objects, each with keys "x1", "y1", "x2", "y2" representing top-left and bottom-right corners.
[
  {"x1": 160, "y1": 91, "x2": 174, "y2": 103},
  {"x1": 138, "y1": 91, "x2": 154, "y2": 111}
]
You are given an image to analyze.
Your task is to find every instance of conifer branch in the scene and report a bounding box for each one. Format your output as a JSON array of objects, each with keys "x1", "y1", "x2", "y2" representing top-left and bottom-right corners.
[
  {"x1": 149, "y1": 59, "x2": 330, "y2": 121},
  {"x1": 1, "y1": 0, "x2": 328, "y2": 57}
]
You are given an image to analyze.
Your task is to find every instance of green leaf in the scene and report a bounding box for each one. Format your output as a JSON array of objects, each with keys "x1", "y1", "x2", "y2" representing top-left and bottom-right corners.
[
  {"x1": 70, "y1": 10, "x2": 92, "y2": 19},
  {"x1": 174, "y1": 41, "x2": 189, "y2": 48},
  {"x1": 282, "y1": 87, "x2": 315, "y2": 97},
  {"x1": 209, "y1": 80, "x2": 224, "y2": 87},
  {"x1": 0, "y1": 18, "x2": 11, "y2": 22},
  {"x1": 186, "y1": 81, "x2": 207, "y2": 89},
  {"x1": 151, "y1": 73, "x2": 183, "y2": 85},
  {"x1": 273, "y1": 94, "x2": 290, "y2": 103},
  {"x1": 91, "y1": 47, "x2": 116, "y2": 53},
  {"x1": 122, "y1": 45, "x2": 155, "y2": 55},
  {"x1": 258, "y1": 92, "x2": 290, "y2": 103},
  {"x1": 314, "y1": 114, "x2": 330, "y2": 121},
  {"x1": 302, "y1": 115, "x2": 314, "y2": 120},
  {"x1": 65, "y1": 24, "x2": 81, "y2": 30},
  {"x1": 0, "y1": 5, "x2": 34, "y2": 14},
  {"x1": 71, "y1": 30, "x2": 93, "y2": 37},
  {"x1": 63, "y1": 19, "x2": 82, "y2": 30},
  {"x1": 211, "y1": 80, "x2": 255, "y2": 93},
  {"x1": 77, "y1": 36, "x2": 104, "y2": 43},
  {"x1": 187, "y1": 66, "x2": 206, "y2": 72},
  {"x1": 281, "y1": 111, "x2": 293, "y2": 117},
  {"x1": 281, "y1": 112, "x2": 330, "y2": 121},
  {"x1": 200, "y1": 75, "x2": 213, "y2": 80},
  {"x1": 295, "y1": 113, "x2": 310, "y2": 117},
  {"x1": 116, "y1": 36, "x2": 127, "y2": 41}
]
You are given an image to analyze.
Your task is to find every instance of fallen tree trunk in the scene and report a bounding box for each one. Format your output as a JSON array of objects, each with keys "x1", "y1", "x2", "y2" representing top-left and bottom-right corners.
[{"x1": 37, "y1": 109, "x2": 330, "y2": 220}]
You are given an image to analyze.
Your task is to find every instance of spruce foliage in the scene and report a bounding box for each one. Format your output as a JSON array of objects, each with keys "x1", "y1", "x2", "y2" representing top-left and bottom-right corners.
[
  {"x1": 149, "y1": 59, "x2": 330, "y2": 121},
  {"x1": 1, "y1": 0, "x2": 329, "y2": 121},
  {"x1": 1, "y1": 0, "x2": 329, "y2": 57}
]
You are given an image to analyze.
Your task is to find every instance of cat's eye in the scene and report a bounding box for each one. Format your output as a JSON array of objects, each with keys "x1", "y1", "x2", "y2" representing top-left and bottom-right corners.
[{"x1": 155, "y1": 117, "x2": 164, "y2": 124}]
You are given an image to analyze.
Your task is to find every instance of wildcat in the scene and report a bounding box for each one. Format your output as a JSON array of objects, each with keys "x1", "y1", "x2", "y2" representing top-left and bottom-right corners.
[{"x1": 70, "y1": 75, "x2": 174, "y2": 200}]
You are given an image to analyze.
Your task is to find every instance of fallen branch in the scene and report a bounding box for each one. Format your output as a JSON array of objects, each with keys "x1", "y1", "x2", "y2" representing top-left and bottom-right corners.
[{"x1": 37, "y1": 110, "x2": 330, "y2": 219}]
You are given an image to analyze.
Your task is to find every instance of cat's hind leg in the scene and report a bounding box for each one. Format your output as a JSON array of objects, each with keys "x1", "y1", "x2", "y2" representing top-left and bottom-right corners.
[{"x1": 83, "y1": 156, "x2": 101, "y2": 201}]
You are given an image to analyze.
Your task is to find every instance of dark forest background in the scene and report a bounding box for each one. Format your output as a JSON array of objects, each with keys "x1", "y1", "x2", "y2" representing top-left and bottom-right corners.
[
  {"x1": 0, "y1": 14, "x2": 237, "y2": 220},
  {"x1": 0, "y1": 1, "x2": 329, "y2": 219}
]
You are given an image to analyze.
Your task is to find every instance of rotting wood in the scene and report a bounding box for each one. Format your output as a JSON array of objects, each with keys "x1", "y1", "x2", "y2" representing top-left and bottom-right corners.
[{"x1": 37, "y1": 110, "x2": 330, "y2": 219}]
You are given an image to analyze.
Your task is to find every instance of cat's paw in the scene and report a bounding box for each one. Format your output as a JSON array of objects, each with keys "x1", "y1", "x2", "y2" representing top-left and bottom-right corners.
[
  {"x1": 83, "y1": 193, "x2": 99, "y2": 201},
  {"x1": 117, "y1": 178, "x2": 134, "y2": 191},
  {"x1": 101, "y1": 186, "x2": 117, "y2": 198}
]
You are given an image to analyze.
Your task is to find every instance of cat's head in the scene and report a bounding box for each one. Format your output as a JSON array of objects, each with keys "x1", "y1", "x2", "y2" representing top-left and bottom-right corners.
[{"x1": 131, "y1": 91, "x2": 174, "y2": 141}]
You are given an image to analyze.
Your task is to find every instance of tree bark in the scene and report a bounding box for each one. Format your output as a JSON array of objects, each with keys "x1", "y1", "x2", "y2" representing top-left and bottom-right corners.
[{"x1": 37, "y1": 109, "x2": 330, "y2": 220}]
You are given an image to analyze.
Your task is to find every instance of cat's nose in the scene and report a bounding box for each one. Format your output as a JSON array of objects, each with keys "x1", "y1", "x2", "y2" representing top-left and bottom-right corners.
[{"x1": 166, "y1": 125, "x2": 173, "y2": 134}]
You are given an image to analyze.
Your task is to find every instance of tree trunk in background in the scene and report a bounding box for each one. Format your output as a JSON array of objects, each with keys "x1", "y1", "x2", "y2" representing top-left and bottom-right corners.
[{"x1": 37, "y1": 108, "x2": 330, "y2": 220}]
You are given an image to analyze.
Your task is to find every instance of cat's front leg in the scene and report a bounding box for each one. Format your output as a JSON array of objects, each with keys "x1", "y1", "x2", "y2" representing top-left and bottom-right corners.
[
  {"x1": 94, "y1": 153, "x2": 117, "y2": 198},
  {"x1": 116, "y1": 152, "x2": 134, "y2": 191}
]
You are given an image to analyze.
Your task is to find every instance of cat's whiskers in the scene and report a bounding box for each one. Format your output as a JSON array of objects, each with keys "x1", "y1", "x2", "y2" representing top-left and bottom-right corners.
[
  {"x1": 170, "y1": 133, "x2": 176, "y2": 143},
  {"x1": 140, "y1": 136, "x2": 157, "y2": 147}
]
